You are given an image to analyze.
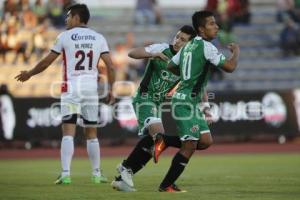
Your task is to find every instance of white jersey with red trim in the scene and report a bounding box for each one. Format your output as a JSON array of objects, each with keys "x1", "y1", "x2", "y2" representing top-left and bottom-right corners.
[{"x1": 51, "y1": 27, "x2": 109, "y2": 93}]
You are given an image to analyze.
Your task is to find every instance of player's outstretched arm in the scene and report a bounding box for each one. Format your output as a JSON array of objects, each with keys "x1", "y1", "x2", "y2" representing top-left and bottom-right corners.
[
  {"x1": 128, "y1": 47, "x2": 169, "y2": 61},
  {"x1": 221, "y1": 43, "x2": 240, "y2": 73},
  {"x1": 15, "y1": 51, "x2": 59, "y2": 82}
]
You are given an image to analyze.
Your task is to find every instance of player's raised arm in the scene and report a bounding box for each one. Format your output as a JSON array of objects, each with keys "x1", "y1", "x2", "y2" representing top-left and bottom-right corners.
[
  {"x1": 15, "y1": 51, "x2": 59, "y2": 82},
  {"x1": 128, "y1": 45, "x2": 169, "y2": 61},
  {"x1": 221, "y1": 43, "x2": 240, "y2": 73}
]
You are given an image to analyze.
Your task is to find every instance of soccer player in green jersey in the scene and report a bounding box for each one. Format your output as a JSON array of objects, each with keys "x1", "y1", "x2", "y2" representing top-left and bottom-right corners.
[
  {"x1": 156, "y1": 11, "x2": 240, "y2": 192},
  {"x1": 111, "y1": 25, "x2": 197, "y2": 192}
]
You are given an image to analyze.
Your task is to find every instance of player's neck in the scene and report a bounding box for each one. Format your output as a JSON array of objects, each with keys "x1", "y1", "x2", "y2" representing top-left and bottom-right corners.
[
  {"x1": 76, "y1": 23, "x2": 88, "y2": 28},
  {"x1": 200, "y1": 35, "x2": 212, "y2": 42},
  {"x1": 69, "y1": 23, "x2": 88, "y2": 29}
]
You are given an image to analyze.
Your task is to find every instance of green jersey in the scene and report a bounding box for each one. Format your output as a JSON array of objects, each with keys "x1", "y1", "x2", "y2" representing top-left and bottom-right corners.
[
  {"x1": 171, "y1": 36, "x2": 226, "y2": 103},
  {"x1": 134, "y1": 43, "x2": 180, "y2": 103}
]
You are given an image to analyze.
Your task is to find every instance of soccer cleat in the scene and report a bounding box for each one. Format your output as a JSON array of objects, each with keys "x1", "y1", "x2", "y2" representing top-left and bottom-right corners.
[
  {"x1": 54, "y1": 175, "x2": 71, "y2": 185},
  {"x1": 116, "y1": 163, "x2": 134, "y2": 187},
  {"x1": 153, "y1": 133, "x2": 166, "y2": 163},
  {"x1": 92, "y1": 174, "x2": 108, "y2": 184},
  {"x1": 159, "y1": 184, "x2": 187, "y2": 193},
  {"x1": 111, "y1": 177, "x2": 137, "y2": 192}
]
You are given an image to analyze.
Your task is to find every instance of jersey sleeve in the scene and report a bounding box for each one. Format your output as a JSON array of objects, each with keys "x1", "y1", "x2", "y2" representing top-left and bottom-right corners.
[
  {"x1": 170, "y1": 48, "x2": 182, "y2": 67},
  {"x1": 145, "y1": 43, "x2": 169, "y2": 54},
  {"x1": 203, "y1": 41, "x2": 226, "y2": 68},
  {"x1": 99, "y1": 35, "x2": 110, "y2": 55},
  {"x1": 51, "y1": 32, "x2": 64, "y2": 54}
]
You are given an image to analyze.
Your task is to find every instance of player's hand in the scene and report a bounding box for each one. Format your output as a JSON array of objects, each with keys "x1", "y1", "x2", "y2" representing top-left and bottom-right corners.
[
  {"x1": 203, "y1": 108, "x2": 213, "y2": 125},
  {"x1": 106, "y1": 90, "x2": 115, "y2": 105},
  {"x1": 227, "y1": 43, "x2": 240, "y2": 54},
  {"x1": 152, "y1": 53, "x2": 169, "y2": 61},
  {"x1": 15, "y1": 70, "x2": 32, "y2": 82}
]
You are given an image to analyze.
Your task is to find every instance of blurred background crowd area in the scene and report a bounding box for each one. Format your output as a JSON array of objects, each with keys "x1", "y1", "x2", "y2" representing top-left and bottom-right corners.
[{"x1": 0, "y1": 0, "x2": 300, "y2": 97}]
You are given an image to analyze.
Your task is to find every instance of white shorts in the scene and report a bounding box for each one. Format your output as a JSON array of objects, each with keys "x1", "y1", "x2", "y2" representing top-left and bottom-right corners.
[{"x1": 61, "y1": 90, "x2": 99, "y2": 122}]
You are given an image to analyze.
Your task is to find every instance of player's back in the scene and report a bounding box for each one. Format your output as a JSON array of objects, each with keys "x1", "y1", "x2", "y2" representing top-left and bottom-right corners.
[{"x1": 54, "y1": 27, "x2": 109, "y2": 93}]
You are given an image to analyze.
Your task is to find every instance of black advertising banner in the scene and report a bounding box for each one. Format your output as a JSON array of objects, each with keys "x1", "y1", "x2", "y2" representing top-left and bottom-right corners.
[
  {"x1": 208, "y1": 91, "x2": 298, "y2": 137},
  {"x1": 161, "y1": 90, "x2": 299, "y2": 140},
  {"x1": 0, "y1": 97, "x2": 137, "y2": 143},
  {"x1": 5, "y1": 98, "x2": 61, "y2": 141},
  {"x1": 0, "y1": 90, "x2": 299, "y2": 144}
]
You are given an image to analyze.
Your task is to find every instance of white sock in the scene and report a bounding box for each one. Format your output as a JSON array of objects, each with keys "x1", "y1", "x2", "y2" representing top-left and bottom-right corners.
[
  {"x1": 87, "y1": 138, "x2": 100, "y2": 176},
  {"x1": 60, "y1": 135, "x2": 74, "y2": 177}
]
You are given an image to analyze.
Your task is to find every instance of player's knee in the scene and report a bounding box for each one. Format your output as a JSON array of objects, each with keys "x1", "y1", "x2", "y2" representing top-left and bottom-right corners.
[
  {"x1": 180, "y1": 140, "x2": 197, "y2": 158},
  {"x1": 197, "y1": 142, "x2": 212, "y2": 150},
  {"x1": 204, "y1": 137, "x2": 213, "y2": 147},
  {"x1": 84, "y1": 127, "x2": 97, "y2": 139},
  {"x1": 143, "y1": 117, "x2": 162, "y2": 133},
  {"x1": 197, "y1": 133, "x2": 213, "y2": 150},
  {"x1": 180, "y1": 148, "x2": 196, "y2": 158}
]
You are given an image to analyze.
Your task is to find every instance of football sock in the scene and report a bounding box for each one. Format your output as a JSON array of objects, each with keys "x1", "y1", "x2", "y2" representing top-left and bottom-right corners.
[
  {"x1": 61, "y1": 135, "x2": 74, "y2": 177},
  {"x1": 160, "y1": 152, "x2": 189, "y2": 188},
  {"x1": 163, "y1": 135, "x2": 181, "y2": 148},
  {"x1": 87, "y1": 138, "x2": 101, "y2": 176},
  {"x1": 123, "y1": 135, "x2": 153, "y2": 174}
]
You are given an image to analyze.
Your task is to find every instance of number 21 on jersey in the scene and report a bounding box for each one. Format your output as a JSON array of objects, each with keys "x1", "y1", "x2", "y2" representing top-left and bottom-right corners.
[{"x1": 75, "y1": 50, "x2": 93, "y2": 71}]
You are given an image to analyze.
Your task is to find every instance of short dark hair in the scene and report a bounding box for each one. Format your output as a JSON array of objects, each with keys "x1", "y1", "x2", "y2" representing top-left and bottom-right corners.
[
  {"x1": 192, "y1": 11, "x2": 214, "y2": 33},
  {"x1": 68, "y1": 4, "x2": 90, "y2": 24},
  {"x1": 179, "y1": 25, "x2": 197, "y2": 39}
]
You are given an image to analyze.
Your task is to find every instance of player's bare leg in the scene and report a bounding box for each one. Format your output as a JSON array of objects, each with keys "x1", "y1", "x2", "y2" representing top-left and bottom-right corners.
[{"x1": 196, "y1": 132, "x2": 213, "y2": 150}]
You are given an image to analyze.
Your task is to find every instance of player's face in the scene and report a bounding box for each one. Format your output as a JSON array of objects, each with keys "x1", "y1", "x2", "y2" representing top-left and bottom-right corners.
[
  {"x1": 201, "y1": 16, "x2": 219, "y2": 41},
  {"x1": 172, "y1": 31, "x2": 191, "y2": 51}
]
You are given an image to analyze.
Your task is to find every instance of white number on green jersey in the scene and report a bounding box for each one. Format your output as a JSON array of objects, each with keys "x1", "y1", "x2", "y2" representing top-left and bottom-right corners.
[{"x1": 182, "y1": 52, "x2": 192, "y2": 80}]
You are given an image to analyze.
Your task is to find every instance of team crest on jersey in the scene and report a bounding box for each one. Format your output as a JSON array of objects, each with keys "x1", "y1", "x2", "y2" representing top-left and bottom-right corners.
[{"x1": 190, "y1": 124, "x2": 199, "y2": 133}]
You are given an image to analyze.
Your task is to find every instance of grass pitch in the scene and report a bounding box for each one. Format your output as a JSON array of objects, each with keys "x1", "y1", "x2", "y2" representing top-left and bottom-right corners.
[{"x1": 0, "y1": 154, "x2": 299, "y2": 200}]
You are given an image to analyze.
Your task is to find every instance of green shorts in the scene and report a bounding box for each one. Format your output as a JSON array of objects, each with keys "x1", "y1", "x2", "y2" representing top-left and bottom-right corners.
[
  {"x1": 132, "y1": 97, "x2": 162, "y2": 136},
  {"x1": 172, "y1": 98, "x2": 210, "y2": 141}
]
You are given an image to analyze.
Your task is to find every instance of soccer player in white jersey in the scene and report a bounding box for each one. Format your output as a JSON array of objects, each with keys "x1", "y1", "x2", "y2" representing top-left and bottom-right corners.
[{"x1": 15, "y1": 4, "x2": 115, "y2": 184}]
